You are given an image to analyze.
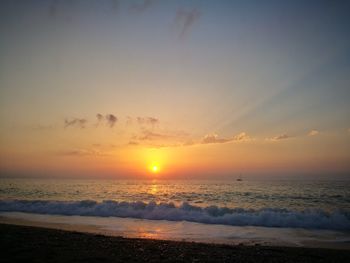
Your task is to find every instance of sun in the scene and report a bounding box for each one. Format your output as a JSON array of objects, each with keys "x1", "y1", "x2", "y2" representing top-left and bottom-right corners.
[
  {"x1": 143, "y1": 149, "x2": 166, "y2": 175},
  {"x1": 152, "y1": 165, "x2": 158, "y2": 172},
  {"x1": 149, "y1": 163, "x2": 160, "y2": 174}
]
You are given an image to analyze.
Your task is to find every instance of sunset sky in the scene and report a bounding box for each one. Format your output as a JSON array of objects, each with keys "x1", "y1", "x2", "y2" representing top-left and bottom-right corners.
[{"x1": 0, "y1": 0, "x2": 349, "y2": 179}]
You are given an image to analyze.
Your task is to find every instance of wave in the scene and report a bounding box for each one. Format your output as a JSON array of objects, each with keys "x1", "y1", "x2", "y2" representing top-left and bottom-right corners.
[{"x1": 0, "y1": 199, "x2": 349, "y2": 230}]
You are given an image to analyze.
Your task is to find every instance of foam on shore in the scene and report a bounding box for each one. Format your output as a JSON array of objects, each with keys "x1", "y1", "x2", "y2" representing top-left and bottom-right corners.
[{"x1": 0, "y1": 199, "x2": 349, "y2": 230}]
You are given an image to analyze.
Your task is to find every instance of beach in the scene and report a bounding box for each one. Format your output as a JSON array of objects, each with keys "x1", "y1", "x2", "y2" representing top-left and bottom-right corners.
[
  {"x1": 1, "y1": 223, "x2": 350, "y2": 263},
  {"x1": 1, "y1": 179, "x2": 349, "y2": 252}
]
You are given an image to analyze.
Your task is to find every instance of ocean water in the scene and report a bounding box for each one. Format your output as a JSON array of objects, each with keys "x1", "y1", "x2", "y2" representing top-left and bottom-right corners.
[{"x1": 0, "y1": 178, "x2": 349, "y2": 231}]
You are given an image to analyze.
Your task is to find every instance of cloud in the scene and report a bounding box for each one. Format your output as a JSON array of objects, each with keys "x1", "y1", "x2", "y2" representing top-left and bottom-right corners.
[
  {"x1": 95, "y1": 113, "x2": 104, "y2": 127},
  {"x1": 267, "y1": 134, "x2": 291, "y2": 141},
  {"x1": 106, "y1": 114, "x2": 118, "y2": 128},
  {"x1": 125, "y1": 116, "x2": 159, "y2": 126},
  {"x1": 129, "y1": 0, "x2": 156, "y2": 13},
  {"x1": 201, "y1": 132, "x2": 252, "y2": 144},
  {"x1": 202, "y1": 133, "x2": 231, "y2": 144},
  {"x1": 175, "y1": 8, "x2": 201, "y2": 38},
  {"x1": 130, "y1": 127, "x2": 190, "y2": 148},
  {"x1": 308, "y1": 130, "x2": 319, "y2": 136},
  {"x1": 130, "y1": 130, "x2": 251, "y2": 148},
  {"x1": 65, "y1": 114, "x2": 162, "y2": 129},
  {"x1": 136, "y1": 116, "x2": 159, "y2": 127},
  {"x1": 137, "y1": 130, "x2": 172, "y2": 141},
  {"x1": 95, "y1": 113, "x2": 118, "y2": 128},
  {"x1": 56, "y1": 148, "x2": 108, "y2": 157},
  {"x1": 145, "y1": 143, "x2": 181, "y2": 148},
  {"x1": 96, "y1": 113, "x2": 104, "y2": 122},
  {"x1": 128, "y1": 138, "x2": 180, "y2": 148},
  {"x1": 233, "y1": 132, "x2": 251, "y2": 141},
  {"x1": 64, "y1": 118, "x2": 88, "y2": 129}
]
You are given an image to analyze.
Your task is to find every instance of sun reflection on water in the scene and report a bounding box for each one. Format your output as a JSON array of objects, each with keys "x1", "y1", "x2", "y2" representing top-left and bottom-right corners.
[
  {"x1": 138, "y1": 228, "x2": 162, "y2": 239},
  {"x1": 148, "y1": 181, "x2": 158, "y2": 195}
]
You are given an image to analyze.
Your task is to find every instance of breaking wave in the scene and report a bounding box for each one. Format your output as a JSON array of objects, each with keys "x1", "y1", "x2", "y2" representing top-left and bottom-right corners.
[{"x1": 0, "y1": 199, "x2": 349, "y2": 230}]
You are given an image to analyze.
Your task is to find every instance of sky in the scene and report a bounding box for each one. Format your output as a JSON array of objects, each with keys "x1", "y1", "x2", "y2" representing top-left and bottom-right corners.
[{"x1": 0, "y1": 0, "x2": 349, "y2": 179}]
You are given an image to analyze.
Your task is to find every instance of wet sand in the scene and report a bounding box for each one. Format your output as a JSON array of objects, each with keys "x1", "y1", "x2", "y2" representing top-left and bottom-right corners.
[
  {"x1": 2, "y1": 212, "x2": 349, "y2": 250},
  {"x1": 1, "y1": 223, "x2": 350, "y2": 263}
]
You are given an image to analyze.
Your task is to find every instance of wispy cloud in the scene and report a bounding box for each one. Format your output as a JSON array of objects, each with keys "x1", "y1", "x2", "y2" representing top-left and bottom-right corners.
[
  {"x1": 137, "y1": 130, "x2": 173, "y2": 141},
  {"x1": 267, "y1": 134, "x2": 291, "y2": 141},
  {"x1": 129, "y1": 130, "x2": 252, "y2": 147},
  {"x1": 202, "y1": 134, "x2": 231, "y2": 144},
  {"x1": 106, "y1": 114, "x2": 118, "y2": 128},
  {"x1": 96, "y1": 113, "x2": 104, "y2": 123},
  {"x1": 129, "y1": 127, "x2": 190, "y2": 148},
  {"x1": 95, "y1": 113, "x2": 118, "y2": 128},
  {"x1": 174, "y1": 8, "x2": 201, "y2": 39},
  {"x1": 56, "y1": 148, "x2": 109, "y2": 157},
  {"x1": 64, "y1": 118, "x2": 88, "y2": 129},
  {"x1": 202, "y1": 132, "x2": 252, "y2": 144},
  {"x1": 136, "y1": 116, "x2": 159, "y2": 127},
  {"x1": 233, "y1": 132, "x2": 252, "y2": 142},
  {"x1": 129, "y1": 141, "x2": 182, "y2": 149},
  {"x1": 65, "y1": 114, "x2": 161, "y2": 129},
  {"x1": 308, "y1": 130, "x2": 319, "y2": 136}
]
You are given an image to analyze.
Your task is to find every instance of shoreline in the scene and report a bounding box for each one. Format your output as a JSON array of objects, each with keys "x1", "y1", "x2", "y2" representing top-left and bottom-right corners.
[
  {"x1": 1, "y1": 223, "x2": 350, "y2": 263},
  {"x1": 1, "y1": 211, "x2": 350, "y2": 250}
]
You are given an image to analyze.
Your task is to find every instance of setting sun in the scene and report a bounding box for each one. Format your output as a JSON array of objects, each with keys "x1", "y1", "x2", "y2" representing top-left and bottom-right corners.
[{"x1": 152, "y1": 165, "x2": 158, "y2": 172}]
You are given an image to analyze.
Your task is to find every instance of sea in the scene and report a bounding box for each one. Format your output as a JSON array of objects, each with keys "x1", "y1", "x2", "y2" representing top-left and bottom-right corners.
[{"x1": 0, "y1": 178, "x2": 349, "y2": 248}]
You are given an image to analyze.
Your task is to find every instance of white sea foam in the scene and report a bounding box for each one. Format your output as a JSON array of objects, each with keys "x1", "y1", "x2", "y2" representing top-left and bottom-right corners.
[{"x1": 0, "y1": 199, "x2": 349, "y2": 230}]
